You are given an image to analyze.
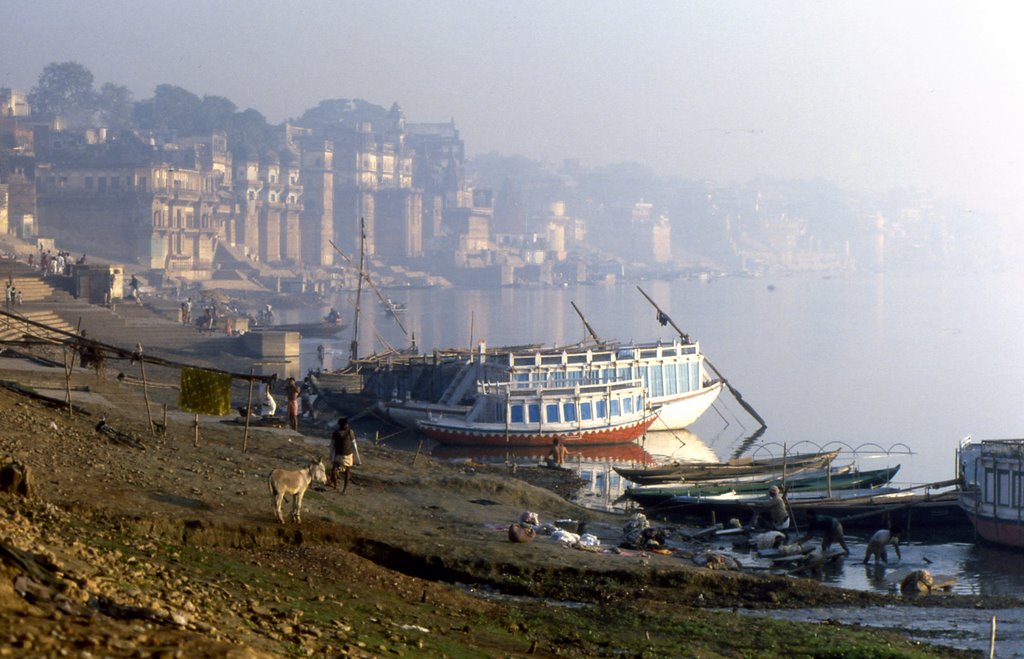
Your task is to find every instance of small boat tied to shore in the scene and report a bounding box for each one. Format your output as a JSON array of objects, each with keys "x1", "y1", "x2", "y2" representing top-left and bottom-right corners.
[
  {"x1": 416, "y1": 378, "x2": 658, "y2": 447},
  {"x1": 625, "y1": 464, "x2": 901, "y2": 507},
  {"x1": 614, "y1": 449, "x2": 842, "y2": 485},
  {"x1": 958, "y1": 436, "x2": 1024, "y2": 548}
]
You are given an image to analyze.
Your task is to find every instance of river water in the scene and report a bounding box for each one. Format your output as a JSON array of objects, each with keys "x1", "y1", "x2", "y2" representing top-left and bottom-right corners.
[{"x1": 278, "y1": 270, "x2": 1024, "y2": 608}]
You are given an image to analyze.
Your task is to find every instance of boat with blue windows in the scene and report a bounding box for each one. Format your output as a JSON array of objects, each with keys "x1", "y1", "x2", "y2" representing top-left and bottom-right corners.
[
  {"x1": 379, "y1": 339, "x2": 723, "y2": 432},
  {"x1": 416, "y1": 378, "x2": 657, "y2": 446}
]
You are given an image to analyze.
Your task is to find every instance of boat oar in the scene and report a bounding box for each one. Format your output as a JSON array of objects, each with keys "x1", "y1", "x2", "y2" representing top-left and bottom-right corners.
[{"x1": 636, "y1": 286, "x2": 767, "y2": 430}]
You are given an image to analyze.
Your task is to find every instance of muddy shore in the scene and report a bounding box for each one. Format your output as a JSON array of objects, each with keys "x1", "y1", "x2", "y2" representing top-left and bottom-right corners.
[{"x1": 0, "y1": 346, "x2": 1003, "y2": 656}]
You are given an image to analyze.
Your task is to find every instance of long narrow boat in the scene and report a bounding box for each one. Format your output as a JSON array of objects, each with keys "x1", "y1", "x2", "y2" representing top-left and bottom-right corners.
[
  {"x1": 416, "y1": 379, "x2": 657, "y2": 447},
  {"x1": 652, "y1": 483, "x2": 965, "y2": 530},
  {"x1": 381, "y1": 338, "x2": 723, "y2": 431},
  {"x1": 614, "y1": 449, "x2": 842, "y2": 485},
  {"x1": 626, "y1": 465, "x2": 900, "y2": 508},
  {"x1": 958, "y1": 437, "x2": 1024, "y2": 547},
  {"x1": 252, "y1": 319, "x2": 347, "y2": 338}
]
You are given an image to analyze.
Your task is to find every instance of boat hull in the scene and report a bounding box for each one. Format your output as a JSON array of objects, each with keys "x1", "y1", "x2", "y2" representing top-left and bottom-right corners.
[
  {"x1": 961, "y1": 507, "x2": 1024, "y2": 548},
  {"x1": 649, "y1": 488, "x2": 965, "y2": 529},
  {"x1": 417, "y1": 415, "x2": 658, "y2": 447},
  {"x1": 650, "y1": 382, "x2": 724, "y2": 430}
]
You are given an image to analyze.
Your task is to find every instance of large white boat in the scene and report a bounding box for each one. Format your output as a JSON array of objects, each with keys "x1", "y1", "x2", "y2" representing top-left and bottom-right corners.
[
  {"x1": 378, "y1": 339, "x2": 723, "y2": 432},
  {"x1": 958, "y1": 436, "x2": 1024, "y2": 548},
  {"x1": 416, "y1": 378, "x2": 657, "y2": 446}
]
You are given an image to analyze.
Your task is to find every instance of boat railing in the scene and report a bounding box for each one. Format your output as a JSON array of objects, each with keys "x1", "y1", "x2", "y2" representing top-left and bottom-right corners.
[{"x1": 479, "y1": 378, "x2": 647, "y2": 398}]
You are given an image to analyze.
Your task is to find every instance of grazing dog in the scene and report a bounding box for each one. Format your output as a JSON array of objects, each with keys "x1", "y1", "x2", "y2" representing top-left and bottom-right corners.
[{"x1": 268, "y1": 459, "x2": 327, "y2": 523}]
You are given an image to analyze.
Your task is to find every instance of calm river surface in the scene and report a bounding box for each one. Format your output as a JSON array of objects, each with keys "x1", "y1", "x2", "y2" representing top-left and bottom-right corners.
[{"x1": 280, "y1": 270, "x2": 1024, "y2": 607}]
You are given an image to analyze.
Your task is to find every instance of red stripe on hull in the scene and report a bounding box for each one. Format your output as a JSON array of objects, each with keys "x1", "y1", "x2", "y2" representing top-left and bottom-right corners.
[
  {"x1": 421, "y1": 416, "x2": 657, "y2": 447},
  {"x1": 966, "y1": 512, "x2": 1024, "y2": 549}
]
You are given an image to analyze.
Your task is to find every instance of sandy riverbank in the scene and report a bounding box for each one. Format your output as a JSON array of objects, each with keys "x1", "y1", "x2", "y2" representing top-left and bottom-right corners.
[{"x1": 0, "y1": 345, "x2": 997, "y2": 657}]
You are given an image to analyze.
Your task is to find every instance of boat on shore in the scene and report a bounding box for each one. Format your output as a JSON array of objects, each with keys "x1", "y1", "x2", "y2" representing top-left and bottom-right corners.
[
  {"x1": 379, "y1": 338, "x2": 723, "y2": 432},
  {"x1": 615, "y1": 449, "x2": 841, "y2": 485},
  {"x1": 416, "y1": 378, "x2": 657, "y2": 447},
  {"x1": 644, "y1": 478, "x2": 964, "y2": 529},
  {"x1": 958, "y1": 437, "x2": 1024, "y2": 547},
  {"x1": 252, "y1": 318, "x2": 347, "y2": 338},
  {"x1": 626, "y1": 464, "x2": 900, "y2": 508}
]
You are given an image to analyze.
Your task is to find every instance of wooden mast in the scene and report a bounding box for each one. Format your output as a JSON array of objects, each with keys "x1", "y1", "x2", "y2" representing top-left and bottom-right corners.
[
  {"x1": 349, "y1": 219, "x2": 366, "y2": 364},
  {"x1": 570, "y1": 300, "x2": 602, "y2": 345},
  {"x1": 636, "y1": 285, "x2": 767, "y2": 430}
]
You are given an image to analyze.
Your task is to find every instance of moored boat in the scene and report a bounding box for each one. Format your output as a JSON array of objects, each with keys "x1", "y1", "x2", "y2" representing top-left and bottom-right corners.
[
  {"x1": 252, "y1": 319, "x2": 347, "y2": 338},
  {"x1": 416, "y1": 378, "x2": 657, "y2": 446},
  {"x1": 615, "y1": 449, "x2": 842, "y2": 485},
  {"x1": 958, "y1": 437, "x2": 1024, "y2": 547},
  {"x1": 648, "y1": 485, "x2": 964, "y2": 530},
  {"x1": 380, "y1": 338, "x2": 723, "y2": 431},
  {"x1": 626, "y1": 464, "x2": 900, "y2": 508}
]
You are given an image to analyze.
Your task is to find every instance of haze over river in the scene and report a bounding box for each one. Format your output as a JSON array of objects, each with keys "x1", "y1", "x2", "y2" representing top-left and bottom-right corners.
[{"x1": 281, "y1": 270, "x2": 1024, "y2": 615}]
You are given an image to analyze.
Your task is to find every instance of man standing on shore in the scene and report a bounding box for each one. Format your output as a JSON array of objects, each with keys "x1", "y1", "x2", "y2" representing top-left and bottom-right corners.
[{"x1": 330, "y1": 417, "x2": 357, "y2": 493}]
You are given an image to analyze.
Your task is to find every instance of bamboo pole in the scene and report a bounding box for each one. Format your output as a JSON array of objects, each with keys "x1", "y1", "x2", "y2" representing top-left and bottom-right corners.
[
  {"x1": 243, "y1": 368, "x2": 255, "y2": 453},
  {"x1": 193, "y1": 413, "x2": 200, "y2": 447},
  {"x1": 138, "y1": 348, "x2": 154, "y2": 434}
]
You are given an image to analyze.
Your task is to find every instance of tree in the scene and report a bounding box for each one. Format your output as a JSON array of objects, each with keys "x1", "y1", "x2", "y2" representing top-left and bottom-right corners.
[
  {"x1": 196, "y1": 95, "x2": 237, "y2": 132},
  {"x1": 95, "y1": 83, "x2": 133, "y2": 128},
  {"x1": 133, "y1": 84, "x2": 201, "y2": 131},
  {"x1": 27, "y1": 61, "x2": 96, "y2": 126}
]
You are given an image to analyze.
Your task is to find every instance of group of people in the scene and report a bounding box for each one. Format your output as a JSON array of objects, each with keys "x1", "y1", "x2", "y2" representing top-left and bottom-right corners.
[
  {"x1": 753, "y1": 485, "x2": 902, "y2": 564},
  {"x1": 4, "y1": 282, "x2": 23, "y2": 306},
  {"x1": 31, "y1": 249, "x2": 83, "y2": 278}
]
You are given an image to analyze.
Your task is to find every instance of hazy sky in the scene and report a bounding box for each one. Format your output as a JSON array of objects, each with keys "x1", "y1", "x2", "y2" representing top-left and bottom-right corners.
[{"x1": 4, "y1": 1, "x2": 1023, "y2": 212}]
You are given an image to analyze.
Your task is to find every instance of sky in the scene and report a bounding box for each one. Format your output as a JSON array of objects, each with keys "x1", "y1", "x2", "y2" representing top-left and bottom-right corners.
[{"x1": 4, "y1": 1, "x2": 1024, "y2": 214}]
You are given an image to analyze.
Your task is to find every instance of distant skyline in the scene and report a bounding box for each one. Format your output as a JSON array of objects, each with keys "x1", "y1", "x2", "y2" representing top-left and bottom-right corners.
[{"x1": 5, "y1": 1, "x2": 1023, "y2": 215}]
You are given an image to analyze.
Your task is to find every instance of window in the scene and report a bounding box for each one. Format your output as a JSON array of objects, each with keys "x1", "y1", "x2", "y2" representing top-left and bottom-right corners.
[
  {"x1": 98, "y1": 176, "x2": 106, "y2": 192},
  {"x1": 610, "y1": 400, "x2": 620, "y2": 417},
  {"x1": 546, "y1": 404, "x2": 559, "y2": 423},
  {"x1": 84, "y1": 176, "x2": 93, "y2": 189},
  {"x1": 984, "y1": 468, "x2": 995, "y2": 503},
  {"x1": 562, "y1": 403, "x2": 576, "y2": 422},
  {"x1": 510, "y1": 405, "x2": 524, "y2": 424},
  {"x1": 595, "y1": 400, "x2": 606, "y2": 418},
  {"x1": 580, "y1": 402, "x2": 592, "y2": 420},
  {"x1": 527, "y1": 404, "x2": 540, "y2": 423},
  {"x1": 623, "y1": 397, "x2": 633, "y2": 414},
  {"x1": 999, "y1": 470, "x2": 1011, "y2": 506}
]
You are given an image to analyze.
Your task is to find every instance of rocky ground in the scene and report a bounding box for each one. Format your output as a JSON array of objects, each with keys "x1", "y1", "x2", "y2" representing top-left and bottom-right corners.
[{"x1": 0, "y1": 344, "x2": 1003, "y2": 657}]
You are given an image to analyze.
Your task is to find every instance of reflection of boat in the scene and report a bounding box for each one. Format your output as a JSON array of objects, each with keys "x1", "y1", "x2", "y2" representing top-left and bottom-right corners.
[
  {"x1": 626, "y1": 464, "x2": 899, "y2": 507},
  {"x1": 379, "y1": 339, "x2": 723, "y2": 431},
  {"x1": 430, "y1": 442, "x2": 650, "y2": 463},
  {"x1": 614, "y1": 449, "x2": 841, "y2": 485},
  {"x1": 417, "y1": 379, "x2": 657, "y2": 447},
  {"x1": 654, "y1": 482, "x2": 965, "y2": 530},
  {"x1": 253, "y1": 320, "x2": 347, "y2": 338},
  {"x1": 959, "y1": 437, "x2": 1024, "y2": 547}
]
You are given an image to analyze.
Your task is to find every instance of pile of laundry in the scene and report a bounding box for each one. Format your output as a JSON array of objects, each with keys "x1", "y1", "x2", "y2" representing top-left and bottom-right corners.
[{"x1": 507, "y1": 511, "x2": 601, "y2": 548}]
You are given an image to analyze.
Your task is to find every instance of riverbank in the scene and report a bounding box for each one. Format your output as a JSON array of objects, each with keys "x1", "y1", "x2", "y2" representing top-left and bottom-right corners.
[{"x1": 0, "y1": 349, "x2": 996, "y2": 656}]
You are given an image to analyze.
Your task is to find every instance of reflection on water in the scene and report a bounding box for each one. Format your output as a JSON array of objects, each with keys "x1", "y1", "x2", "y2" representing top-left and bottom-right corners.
[{"x1": 426, "y1": 430, "x2": 723, "y2": 511}]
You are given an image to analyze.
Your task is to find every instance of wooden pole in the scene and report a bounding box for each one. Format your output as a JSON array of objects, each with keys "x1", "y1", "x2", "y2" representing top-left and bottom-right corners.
[
  {"x1": 138, "y1": 350, "x2": 154, "y2": 434},
  {"x1": 193, "y1": 413, "x2": 200, "y2": 447},
  {"x1": 243, "y1": 369, "x2": 255, "y2": 453},
  {"x1": 636, "y1": 285, "x2": 767, "y2": 430},
  {"x1": 990, "y1": 616, "x2": 996, "y2": 659},
  {"x1": 62, "y1": 345, "x2": 74, "y2": 416},
  {"x1": 162, "y1": 403, "x2": 168, "y2": 437}
]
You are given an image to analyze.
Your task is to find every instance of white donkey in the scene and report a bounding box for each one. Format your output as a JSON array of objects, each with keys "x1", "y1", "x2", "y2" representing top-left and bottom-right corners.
[{"x1": 268, "y1": 458, "x2": 328, "y2": 523}]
